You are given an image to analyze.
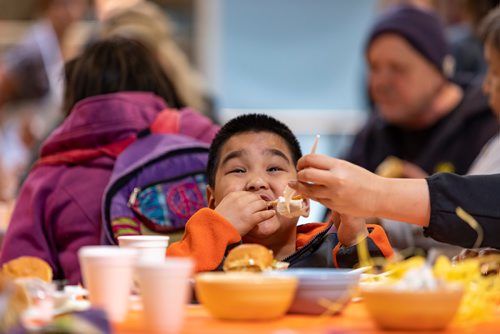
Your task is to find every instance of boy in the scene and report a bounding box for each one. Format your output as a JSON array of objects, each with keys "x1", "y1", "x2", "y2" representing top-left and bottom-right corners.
[{"x1": 167, "y1": 114, "x2": 393, "y2": 271}]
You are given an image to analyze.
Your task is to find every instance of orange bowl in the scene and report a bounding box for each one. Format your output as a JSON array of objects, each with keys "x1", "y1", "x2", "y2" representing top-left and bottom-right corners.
[
  {"x1": 361, "y1": 284, "x2": 463, "y2": 331},
  {"x1": 195, "y1": 272, "x2": 298, "y2": 320}
]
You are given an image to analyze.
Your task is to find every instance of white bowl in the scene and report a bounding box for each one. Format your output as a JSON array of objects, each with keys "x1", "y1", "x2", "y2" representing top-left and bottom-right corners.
[{"x1": 267, "y1": 268, "x2": 361, "y2": 315}]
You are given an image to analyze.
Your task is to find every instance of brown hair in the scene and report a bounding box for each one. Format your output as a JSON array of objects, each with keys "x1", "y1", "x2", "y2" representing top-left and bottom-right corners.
[
  {"x1": 478, "y1": 5, "x2": 500, "y2": 51},
  {"x1": 63, "y1": 37, "x2": 184, "y2": 115}
]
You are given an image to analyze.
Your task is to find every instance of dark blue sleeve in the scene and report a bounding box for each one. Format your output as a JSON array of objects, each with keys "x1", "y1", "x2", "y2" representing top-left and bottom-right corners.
[{"x1": 425, "y1": 173, "x2": 500, "y2": 249}]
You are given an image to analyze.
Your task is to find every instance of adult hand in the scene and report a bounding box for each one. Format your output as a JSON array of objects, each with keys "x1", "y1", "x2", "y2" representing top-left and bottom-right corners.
[
  {"x1": 290, "y1": 154, "x2": 431, "y2": 227},
  {"x1": 214, "y1": 191, "x2": 276, "y2": 236},
  {"x1": 289, "y1": 154, "x2": 384, "y2": 218}
]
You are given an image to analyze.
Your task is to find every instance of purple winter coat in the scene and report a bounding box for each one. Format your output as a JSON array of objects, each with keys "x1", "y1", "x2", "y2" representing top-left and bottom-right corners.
[{"x1": 0, "y1": 92, "x2": 219, "y2": 284}]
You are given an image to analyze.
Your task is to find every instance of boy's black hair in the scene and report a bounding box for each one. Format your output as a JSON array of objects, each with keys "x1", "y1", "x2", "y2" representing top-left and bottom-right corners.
[{"x1": 207, "y1": 114, "x2": 302, "y2": 187}]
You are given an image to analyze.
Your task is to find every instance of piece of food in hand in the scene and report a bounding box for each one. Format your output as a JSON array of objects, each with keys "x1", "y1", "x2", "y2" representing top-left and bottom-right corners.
[
  {"x1": 375, "y1": 156, "x2": 404, "y2": 178},
  {"x1": 223, "y1": 244, "x2": 289, "y2": 272},
  {"x1": 268, "y1": 186, "x2": 309, "y2": 218},
  {"x1": 2, "y1": 256, "x2": 53, "y2": 282}
]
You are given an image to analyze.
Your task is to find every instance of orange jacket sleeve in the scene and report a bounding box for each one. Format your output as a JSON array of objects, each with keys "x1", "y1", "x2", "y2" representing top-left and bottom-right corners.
[
  {"x1": 166, "y1": 208, "x2": 242, "y2": 272},
  {"x1": 333, "y1": 224, "x2": 394, "y2": 268}
]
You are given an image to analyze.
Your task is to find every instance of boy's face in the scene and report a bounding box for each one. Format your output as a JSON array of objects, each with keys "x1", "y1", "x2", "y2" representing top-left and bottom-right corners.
[{"x1": 207, "y1": 131, "x2": 299, "y2": 243}]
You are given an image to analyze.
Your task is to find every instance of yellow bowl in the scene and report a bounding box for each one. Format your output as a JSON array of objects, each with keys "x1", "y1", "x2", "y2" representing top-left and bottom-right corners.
[
  {"x1": 361, "y1": 284, "x2": 463, "y2": 331},
  {"x1": 195, "y1": 272, "x2": 298, "y2": 320}
]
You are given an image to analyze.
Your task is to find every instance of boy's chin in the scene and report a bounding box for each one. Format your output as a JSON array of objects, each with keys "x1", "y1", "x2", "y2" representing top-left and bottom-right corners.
[
  {"x1": 244, "y1": 219, "x2": 281, "y2": 241},
  {"x1": 244, "y1": 216, "x2": 295, "y2": 241}
]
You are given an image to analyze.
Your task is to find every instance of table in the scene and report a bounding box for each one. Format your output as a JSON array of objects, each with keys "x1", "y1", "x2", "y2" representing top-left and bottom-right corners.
[{"x1": 114, "y1": 301, "x2": 500, "y2": 334}]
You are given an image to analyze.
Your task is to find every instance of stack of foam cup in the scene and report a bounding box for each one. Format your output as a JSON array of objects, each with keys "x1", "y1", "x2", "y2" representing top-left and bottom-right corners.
[{"x1": 117, "y1": 235, "x2": 170, "y2": 263}]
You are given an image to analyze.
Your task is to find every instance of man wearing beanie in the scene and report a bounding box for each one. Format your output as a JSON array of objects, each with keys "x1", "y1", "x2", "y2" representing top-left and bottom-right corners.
[
  {"x1": 344, "y1": 5, "x2": 499, "y2": 251},
  {"x1": 346, "y1": 5, "x2": 497, "y2": 177}
]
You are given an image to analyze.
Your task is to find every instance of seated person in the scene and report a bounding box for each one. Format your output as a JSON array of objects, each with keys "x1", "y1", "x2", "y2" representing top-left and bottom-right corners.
[
  {"x1": 167, "y1": 114, "x2": 393, "y2": 271},
  {"x1": 0, "y1": 38, "x2": 219, "y2": 285}
]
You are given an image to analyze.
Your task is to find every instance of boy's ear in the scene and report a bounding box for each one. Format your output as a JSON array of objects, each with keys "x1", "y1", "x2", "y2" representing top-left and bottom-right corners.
[{"x1": 206, "y1": 185, "x2": 216, "y2": 209}]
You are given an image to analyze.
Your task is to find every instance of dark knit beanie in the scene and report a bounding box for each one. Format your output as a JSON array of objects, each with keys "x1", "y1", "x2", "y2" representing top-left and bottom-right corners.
[{"x1": 366, "y1": 5, "x2": 455, "y2": 78}]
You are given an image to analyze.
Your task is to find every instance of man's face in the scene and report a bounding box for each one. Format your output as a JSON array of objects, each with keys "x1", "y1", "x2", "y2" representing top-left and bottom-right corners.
[
  {"x1": 483, "y1": 43, "x2": 500, "y2": 119},
  {"x1": 49, "y1": 0, "x2": 88, "y2": 29},
  {"x1": 367, "y1": 34, "x2": 445, "y2": 127},
  {"x1": 207, "y1": 131, "x2": 298, "y2": 243}
]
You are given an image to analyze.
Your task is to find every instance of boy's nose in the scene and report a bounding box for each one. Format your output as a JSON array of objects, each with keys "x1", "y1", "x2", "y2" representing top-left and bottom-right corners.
[{"x1": 245, "y1": 176, "x2": 269, "y2": 191}]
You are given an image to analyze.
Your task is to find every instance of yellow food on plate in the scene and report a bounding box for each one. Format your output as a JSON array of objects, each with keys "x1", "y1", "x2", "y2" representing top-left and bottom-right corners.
[
  {"x1": 2, "y1": 256, "x2": 53, "y2": 282},
  {"x1": 223, "y1": 244, "x2": 288, "y2": 272}
]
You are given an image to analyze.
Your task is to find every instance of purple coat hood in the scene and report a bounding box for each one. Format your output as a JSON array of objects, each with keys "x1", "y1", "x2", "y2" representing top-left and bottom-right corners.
[{"x1": 0, "y1": 92, "x2": 219, "y2": 284}]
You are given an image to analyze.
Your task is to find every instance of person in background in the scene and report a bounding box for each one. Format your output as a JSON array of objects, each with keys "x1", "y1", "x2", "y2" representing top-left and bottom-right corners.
[
  {"x1": 0, "y1": 38, "x2": 219, "y2": 284},
  {"x1": 0, "y1": 0, "x2": 88, "y2": 201},
  {"x1": 96, "y1": 0, "x2": 214, "y2": 119},
  {"x1": 291, "y1": 6, "x2": 500, "y2": 250},
  {"x1": 167, "y1": 114, "x2": 393, "y2": 272},
  {"x1": 467, "y1": 5, "x2": 500, "y2": 175},
  {"x1": 344, "y1": 5, "x2": 498, "y2": 253},
  {"x1": 347, "y1": 5, "x2": 498, "y2": 177},
  {"x1": 446, "y1": 0, "x2": 500, "y2": 82}
]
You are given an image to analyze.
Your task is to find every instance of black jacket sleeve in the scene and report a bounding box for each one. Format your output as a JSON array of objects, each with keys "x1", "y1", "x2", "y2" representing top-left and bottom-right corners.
[{"x1": 425, "y1": 173, "x2": 500, "y2": 249}]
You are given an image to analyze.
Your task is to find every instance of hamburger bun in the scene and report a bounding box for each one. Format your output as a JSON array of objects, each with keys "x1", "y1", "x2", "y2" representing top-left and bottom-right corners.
[
  {"x1": 223, "y1": 244, "x2": 274, "y2": 272},
  {"x1": 2, "y1": 256, "x2": 53, "y2": 282}
]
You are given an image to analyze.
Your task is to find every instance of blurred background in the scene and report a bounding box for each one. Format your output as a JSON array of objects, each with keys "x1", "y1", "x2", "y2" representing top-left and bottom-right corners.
[{"x1": 0, "y1": 0, "x2": 486, "y2": 224}]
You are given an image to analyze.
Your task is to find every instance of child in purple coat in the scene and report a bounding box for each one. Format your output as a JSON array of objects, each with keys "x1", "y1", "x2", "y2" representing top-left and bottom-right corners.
[{"x1": 0, "y1": 38, "x2": 219, "y2": 284}]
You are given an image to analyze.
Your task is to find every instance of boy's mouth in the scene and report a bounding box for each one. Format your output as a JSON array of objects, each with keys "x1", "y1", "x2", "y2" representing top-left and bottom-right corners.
[{"x1": 259, "y1": 194, "x2": 273, "y2": 202}]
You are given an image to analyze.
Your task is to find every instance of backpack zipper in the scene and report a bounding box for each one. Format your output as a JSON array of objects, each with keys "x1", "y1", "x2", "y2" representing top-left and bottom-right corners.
[{"x1": 128, "y1": 187, "x2": 141, "y2": 207}]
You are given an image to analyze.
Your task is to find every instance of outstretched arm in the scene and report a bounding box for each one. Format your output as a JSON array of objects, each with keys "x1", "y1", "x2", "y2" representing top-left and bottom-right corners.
[{"x1": 289, "y1": 154, "x2": 431, "y2": 226}]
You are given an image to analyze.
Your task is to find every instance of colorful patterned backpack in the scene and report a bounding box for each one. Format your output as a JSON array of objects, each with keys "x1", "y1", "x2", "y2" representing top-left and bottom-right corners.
[{"x1": 101, "y1": 110, "x2": 210, "y2": 245}]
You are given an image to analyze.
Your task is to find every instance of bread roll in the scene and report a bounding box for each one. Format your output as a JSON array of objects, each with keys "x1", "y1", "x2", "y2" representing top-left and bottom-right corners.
[
  {"x1": 223, "y1": 244, "x2": 274, "y2": 272},
  {"x1": 2, "y1": 256, "x2": 53, "y2": 282}
]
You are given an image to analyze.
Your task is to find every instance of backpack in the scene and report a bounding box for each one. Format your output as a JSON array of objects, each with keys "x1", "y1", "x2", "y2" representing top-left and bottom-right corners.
[{"x1": 101, "y1": 110, "x2": 210, "y2": 245}]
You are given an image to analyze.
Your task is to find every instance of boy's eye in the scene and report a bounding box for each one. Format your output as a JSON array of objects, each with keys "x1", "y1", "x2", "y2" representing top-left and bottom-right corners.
[
  {"x1": 228, "y1": 168, "x2": 246, "y2": 174},
  {"x1": 268, "y1": 166, "x2": 284, "y2": 172}
]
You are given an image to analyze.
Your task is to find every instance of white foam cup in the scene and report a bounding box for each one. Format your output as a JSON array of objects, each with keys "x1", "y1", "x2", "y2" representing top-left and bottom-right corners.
[
  {"x1": 118, "y1": 235, "x2": 170, "y2": 263},
  {"x1": 135, "y1": 257, "x2": 194, "y2": 333},
  {"x1": 78, "y1": 246, "x2": 138, "y2": 322}
]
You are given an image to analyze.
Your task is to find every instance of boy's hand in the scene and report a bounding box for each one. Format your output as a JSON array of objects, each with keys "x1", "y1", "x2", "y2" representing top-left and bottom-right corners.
[
  {"x1": 214, "y1": 191, "x2": 276, "y2": 236},
  {"x1": 331, "y1": 211, "x2": 368, "y2": 247}
]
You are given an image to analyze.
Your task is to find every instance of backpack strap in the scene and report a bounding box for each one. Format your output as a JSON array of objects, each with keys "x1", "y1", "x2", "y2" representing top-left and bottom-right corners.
[
  {"x1": 34, "y1": 136, "x2": 136, "y2": 168},
  {"x1": 150, "y1": 109, "x2": 180, "y2": 134},
  {"x1": 34, "y1": 109, "x2": 180, "y2": 168}
]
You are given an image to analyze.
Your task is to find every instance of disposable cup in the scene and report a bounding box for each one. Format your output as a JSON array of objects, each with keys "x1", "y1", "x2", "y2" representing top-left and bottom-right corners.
[
  {"x1": 78, "y1": 246, "x2": 137, "y2": 322},
  {"x1": 135, "y1": 258, "x2": 194, "y2": 333},
  {"x1": 118, "y1": 235, "x2": 169, "y2": 263}
]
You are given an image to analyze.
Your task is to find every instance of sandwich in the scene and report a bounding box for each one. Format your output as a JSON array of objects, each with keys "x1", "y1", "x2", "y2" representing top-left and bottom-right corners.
[{"x1": 223, "y1": 244, "x2": 288, "y2": 272}]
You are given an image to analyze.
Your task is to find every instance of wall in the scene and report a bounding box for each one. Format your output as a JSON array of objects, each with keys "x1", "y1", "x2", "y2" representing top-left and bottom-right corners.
[{"x1": 196, "y1": 0, "x2": 378, "y2": 223}]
